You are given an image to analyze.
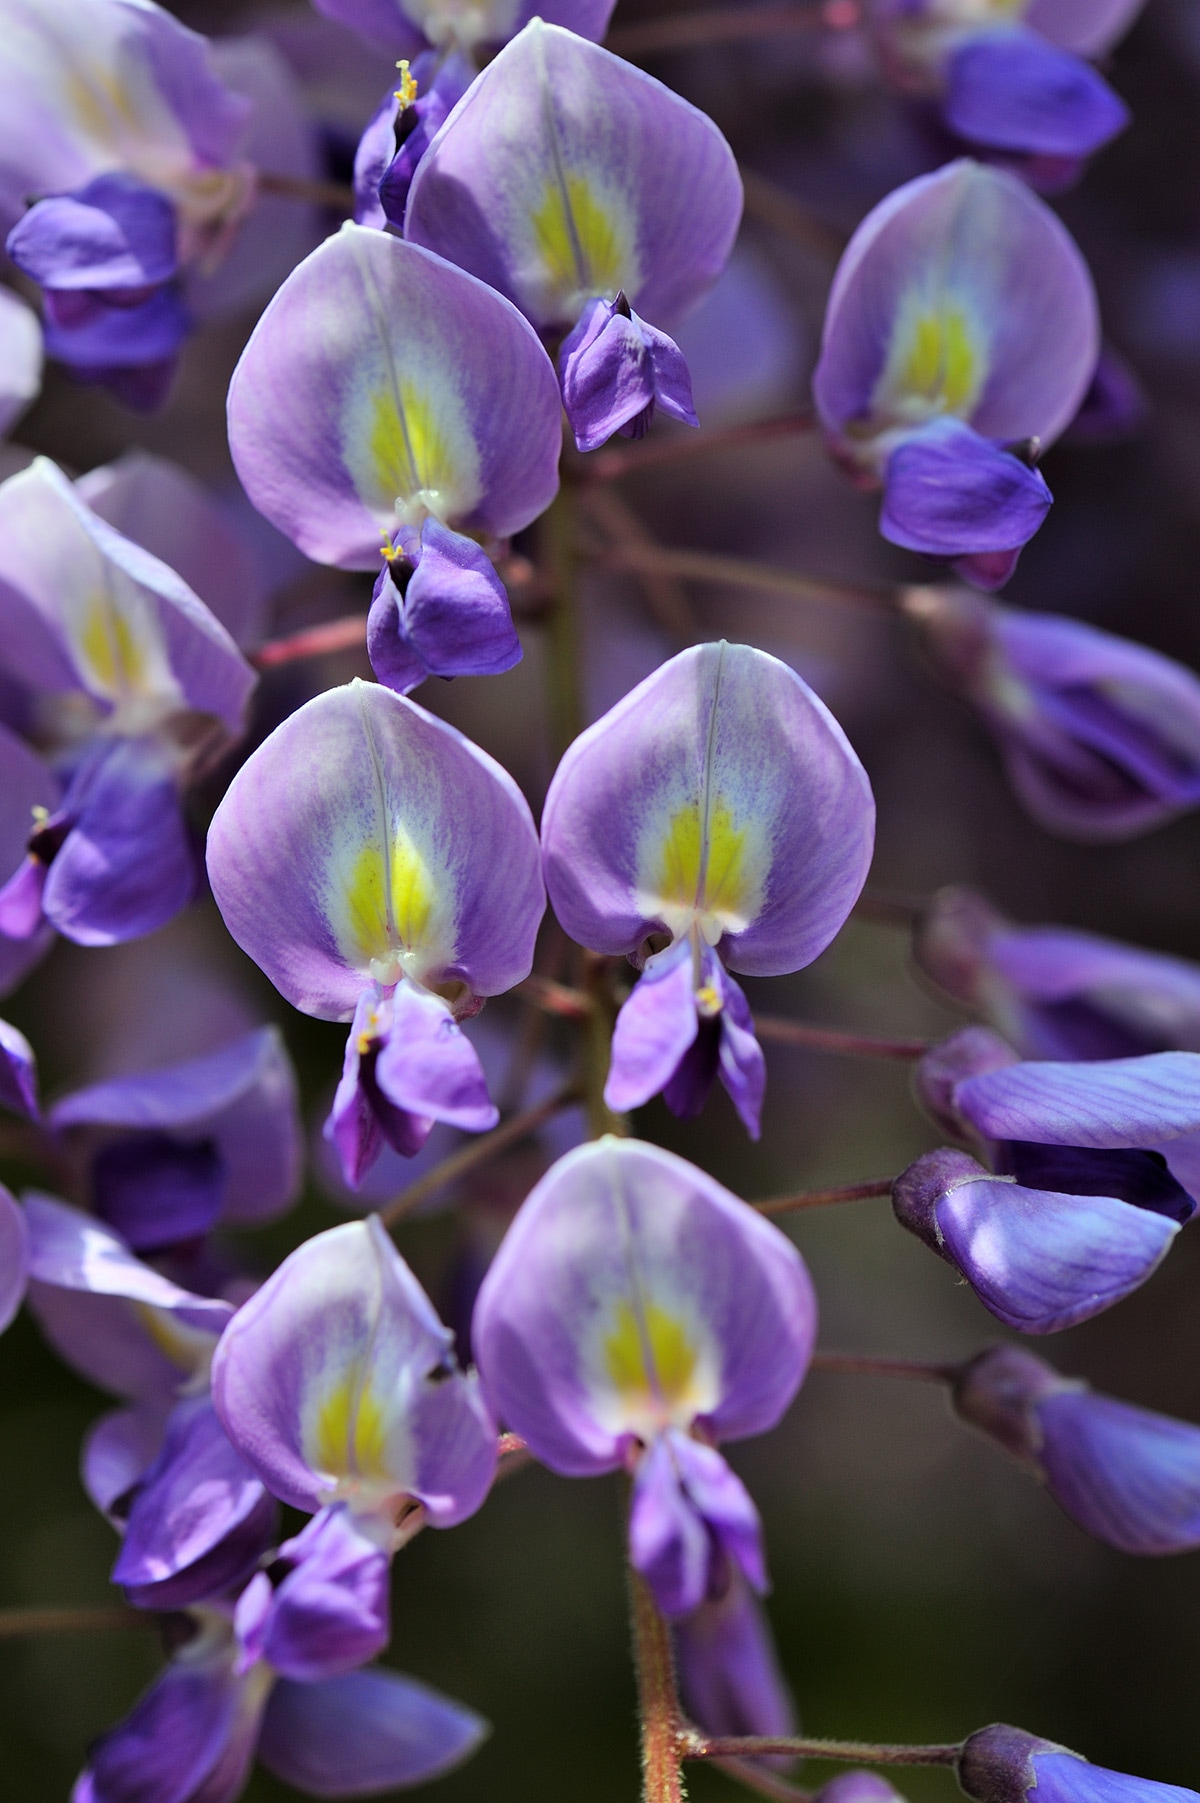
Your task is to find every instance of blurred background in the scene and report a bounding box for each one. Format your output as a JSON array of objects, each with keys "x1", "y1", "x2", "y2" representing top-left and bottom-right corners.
[{"x1": 1, "y1": 0, "x2": 1199, "y2": 1796}]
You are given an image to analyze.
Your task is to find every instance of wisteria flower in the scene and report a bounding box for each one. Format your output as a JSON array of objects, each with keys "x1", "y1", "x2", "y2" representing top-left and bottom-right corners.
[
  {"x1": 404, "y1": 20, "x2": 742, "y2": 449},
  {"x1": 905, "y1": 584, "x2": 1200, "y2": 837},
  {"x1": 0, "y1": 458, "x2": 256, "y2": 946},
  {"x1": 207, "y1": 679, "x2": 543, "y2": 1184},
  {"x1": 958, "y1": 1723, "x2": 1200, "y2": 1803},
  {"x1": 473, "y1": 1137, "x2": 816, "y2": 1617},
  {"x1": 227, "y1": 223, "x2": 561, "y2": 687},
  {"x1": 813, "y1": 160, "x2": 1098, "y2": 587},
  {"x1": 541, "y1": 642, "x2": 875, "y2": 1133}
]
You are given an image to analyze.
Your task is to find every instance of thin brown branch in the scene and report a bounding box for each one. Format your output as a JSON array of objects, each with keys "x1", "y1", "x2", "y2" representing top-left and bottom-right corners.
[
  {"x1": 514, "y1": 972, "x2": 592, "y2": 1019},
  {"x1": 753, "y1": 1177, "x2": 894, "y2": 1217},
  {"x1": 754, "y1": 1016, "x2": 930, "y2": 1058},
  {"x1": 377, "y1": 1086, "x2": 581, "y2": 1227},
  {"x1": 714, "y1": 1755, "x2": 814, "y2": 1802},
  {"x1": 740, "y1": 168, "x2": 849, "y2": 263},
  {"x1": 251, "y1": 614, "x2": 367, "y2": 669},
  {"x1": 683, "y1": 1732, "x2": 961, "y2": 1768},
  {"x1": 629, "y1": 1570, "x2": 687, "y2": 1803},
  {"x1": 581, "y1": 486, "x2": 697, "y2": 636},
  {"x1": 853, "y1": 889, "x2": 928, "y2": 927},
  {"x1": 257, "y1": 170, "x2": 355, "y2": 211},
  {"x1": 608, "y1": 1, "x2": 827, "y2": 56},
  {"x1": 588, "y1": 543, "x2": 897, "y2": 614},
  {"x1": 810, "y1": 1351, "x2": 958, "y2": 1383},
  {"x1": 0, "y1": 1605, "x2": 152, "y2": 1637},
  {"x1": 579, "y1": 411, "x2": 816, "y2": 485}
]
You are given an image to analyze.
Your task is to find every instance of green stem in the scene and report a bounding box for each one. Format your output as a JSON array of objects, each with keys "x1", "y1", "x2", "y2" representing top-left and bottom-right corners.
[{"x1": 628, "y1": 1568, "x2": 688, "y2": 1803}]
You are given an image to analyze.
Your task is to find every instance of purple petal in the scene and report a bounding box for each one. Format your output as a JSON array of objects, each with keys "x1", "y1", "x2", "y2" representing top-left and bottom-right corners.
[
  {"x1": 8, "y1": 174, "x2": 177, "y2": 291},
  {"x1": 43, "y1": 286, "x2": 190, "y2": 381},
  {"x1": 211, "y1": 1215, "x2": 496, "y2": 1522},
  {"x1": 367, "y1": 518, "x2": 521, "y2": 695},
  {"x1": 1030, "y1": 1751, "x2": 1199, "y2": 1803},
  {"x1": 1025, "y1": 0, "x2": 1145, "y2": 58},
  {"x1": 674, "y1": 1571, "x2": 796, "y2": 1744},
  {"x1": 258, "y1": 1667, "x2": 487, "y2": 1796},
  {"x1": 669, "y1": 1431, "x2": 767, "y2": 1594},
  {"x1": 473, "y1": 1137, "x2": 816, "y2": 1474},
  {"x1": 715, "y1": 964, "x2": 766, "y2": 1138},
  {"x1": 944, "y1": 29, "x2": 1128, "y2": 158},
  {"x1": 606, "y1": 939, "x2": 701, "y2": 1114},
  {"x1": 0, "y1": 1018, "x2": 37, "y2": 1118},
  {"x1": 560, "y1": 299, "x2": 698, "y2": 453},
  {"x1": 0, "y1": 287, "x2": 42, "y2": 434},
  {"x1": 91, "y1": 1135, "x2": 226, "y2": 1251},
  {"x1": 377, "y1": 55, "x2": 472, "y2": 233},
  {"x1": 880, "y1": 417, "x2": 1052, "y2": 559},
  {"x1": 207, "y1": 679, "x2": 544, "y2": 1020},
  {"x1": 913, "y1": 1024, "x2": 1021, "y2": 1141},
  {"x1": 1036, "y1": 1386, "x2": 1200, "y2": 1555},
  {"x1": 405, "y1": 21, "x2": 742, "y2": 330},
  {"x1": 542, "y1": 642, "x2": 874, "y2": 974},
  {"x1": 227, "y1": 225, "x2": 562, "y2": 569},
  {"x1": 629, "y1": 1431, "x2": 714, "y2": 1617},
  {"x1": 375, "y1": 979, "x2": 498, "y2": 1132},
  {"x1": 0, "y1": 1186, "x2": 26, "y2": 1335},
  {"x1": 81, "y1": 1403, "x2": 169, "y2": 1518},
  {"x1": 954, "y1": 1053, "x2": 1200, "y2": 1171},
  {"x1": 250, "y1": 1503, "x2": 391, "y2": 1680}
]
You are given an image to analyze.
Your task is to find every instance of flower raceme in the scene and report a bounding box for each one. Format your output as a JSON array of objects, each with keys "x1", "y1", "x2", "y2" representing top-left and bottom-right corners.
[
  {"x1": 206, "y1": 679, "x2": 545, "y2": 1187},
  {"x1": 227, "y1": 223, "x2": 561, "y2": 691},
  {"x1": 541, "y1": 642, "x2": 875, "y2": 1134},
  {"x1": 813, "y1": 160, "x2": 1098, "y2": 588},
  {"x1": 403, "y1": 20, "x2": 743, "y2": 450},
  {"x1": 472, "y1": 1137, "x2": 817, "y2": 1618}
]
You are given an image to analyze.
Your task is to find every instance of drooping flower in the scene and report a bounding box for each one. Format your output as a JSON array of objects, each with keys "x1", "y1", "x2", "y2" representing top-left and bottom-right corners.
[
  {"x1": 903, "y1": 585, "x2": 1200, "y2": 838},
  {"x1": 0, "y1": 458, "x2": 256, "y2": 946},
  {"x1": 953, "y1": 1344, "x2": 1200, "y2": 1556},
  {"x1": 206, "y1": 679, "x2": 544, "y2": 1185},
  {"x1": 914, "y1": 885, "x2": 1200, "y2": 1060},
  {"x1": 894, "y1": 1028, "x2": 1200, "y2": 1331},
  {"x1": 813, "y1": 160, "x2": 1098, "y2": 588},
  {"x1": 957, "y1": 1723, "x2": 1200, "y2": 1803},
  {"x1": 673, "y1": 1572, "x2": 798, "y2": 1755},
  {"x1": 49, "y1": 1027, "x2": 303, "y2": 1254},
  {"x1": 868, "y1": 0, "x2": 1138, "y2": 181},
  {"x1": 404, "y1": 20, "x2": 742, "y2": 450},
  {"x1": 540, "y1": 642, "x2": 875, "y2": 1134},
  {"x1": 227, "y1": 223, "x2": 561, "y2": 687},
  {"x1": 473, "y1": 1137, "x2": 817, "y2": 1618}
]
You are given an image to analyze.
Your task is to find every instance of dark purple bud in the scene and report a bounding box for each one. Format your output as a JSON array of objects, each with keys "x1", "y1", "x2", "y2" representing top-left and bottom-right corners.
[
  {"x1": 913, "y1": 1025, "x2": 1020, "y2": 1141},
  {"x1": 366, "y1": 518, "x2": 521, "y2": 695},
  {"x1": 8, "y1": 174, "x2": 178, "y2": 293},
  {"x1": 944, "y1": 30, "x2": 1129, "y2": 159},
  {"x1": 892, "y1": 1145, "x2": 992, "y2": 1257},
  {"x1": 560, "y1": 295, "x2": 698, "y2": 454},
  {"x1": 958, "y1": 1724, "x2": 1200, "y2": 1803}
]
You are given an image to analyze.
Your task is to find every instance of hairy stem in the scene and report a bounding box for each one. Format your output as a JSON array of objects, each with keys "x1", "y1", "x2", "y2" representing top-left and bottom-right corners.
[
  {"x1": 682, "y1": 1733, "x2": 961, "y2": 1767},
  {"x1": 753, "y1": 1178, "x2": 894, "y2": 1216},
  {"x1": 810, "y1": 1352, "x2": 959, "y2": 1382},
  {"x1": 754, "y1": 1016, "x2": 930, "y2": 1059},
  {"x1": 628, "y1": 1569, "x2": 688, "y2": 1803},
  {"x1": 378, "y1": 1087, "x2": 581, "y2": 1227}
]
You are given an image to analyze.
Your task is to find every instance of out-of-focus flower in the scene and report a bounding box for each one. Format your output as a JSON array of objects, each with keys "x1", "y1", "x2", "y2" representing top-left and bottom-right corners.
[
  {"x1": 207, "y1": 680, "x2": 544, "y2": 1186},
  {"x1": 674, "y1": 1572, "x2": 797, "y2": 1753},
  {"x1": 904, "y1": 586, "x2": 1200, "y2": 838},
  {"x1": 404, "y1": 21, "x2": 742, "y2": 450},
  {"x1": 49, "y1": 1027, "x2": 303, "y2": 1254},
  {"x1": 0, "y1": 459, "x2": 255, "y2": 947},
  {"x1": 914, "y1": 885, "x2": 1200, "y2": 1059},
  {"x1": 0, "y1": 288, "x2": 43, "y2": 436},
  {"x1": 953, "y1": 1344, "x2": 1200, "y2": 1556},
  {"x1": 957, "y1": 1722, "x2": 1200, "y2": 1803},
  {"x1": 895, "y1": 1028, "x2": 1200, "y2": 1332},
  {"x1": 541, "y1": 643, "x2": 874, "y2": 1134},
  {"x1": 227, "y1": 224, "x2": 561, "y2": 688},
  {"x1": 473, "y1": 1137, "x2": 816, "y2": 1617},
  {"x1": 868, "y1": 0, "x2": 1139, "y2": 180},
  {"x1": 813, "y1": 161, "x2": 1098, "y2": 588}
]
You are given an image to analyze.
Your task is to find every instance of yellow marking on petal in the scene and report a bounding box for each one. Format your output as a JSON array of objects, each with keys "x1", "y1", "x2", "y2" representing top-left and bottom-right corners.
[
  {"x1": 310, "y1": 1373, "x2": 390, "y2": 1483},
  {"x1": 604, "y1": 1298, "x2": 701, "y2": 1417},
  {"x1": 645, "y1": 798, "x2": 763, "y2": 942},
  {"x1": 368, "y1": 380, "x2": 460, "y2": 517},
  {"x1": 339, "y1": 831, "x2": 436, "y2": 971},
  {"x1": 532, "y1": 172, "x2": 630, "y2": 307},
  {"x1": 873, "y1": 291, "x2": 987, "y2": 427},
  {"x1": 64, "y1": 62, "x2": 144, "y2": 155},
  {"x1": 77, "y1": 593, "x2": 148, "y2": 699}
]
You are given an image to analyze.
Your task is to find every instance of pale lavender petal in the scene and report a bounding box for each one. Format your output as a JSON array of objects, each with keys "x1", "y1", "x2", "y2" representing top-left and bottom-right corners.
[
  {"x1": 405, "y1": 21, "x2": 742, "y2": 329},
  {"x1": 0, "y1": 1019, "x2": 37, "y2": 1118},
  {"x1": 1025, "y1": 0, "x2": 1145, "y2": 56},
  {"x1": 207, "y1": 679, "x2": 544, "y2": 1020},
  {"x1": 227, "y1": 224, "x2": 562, "y2": 569},
  {"x1": 473, "y1": 1137, "x2": 816, "y2": 1474},
  {"x1": 259, "y1": 1668, "x2": 488, "y2": 1796},
  {"x1": 542, "y1": 641, "x2": 874, "y2": 974},
  {"x1": 0, "y1": 286, "x2": 42, "y2": 434},
  {"x1": 313, "y1": 0, "x2": 615, "y2": 51},
  {"x1": 81, "y1": 1404, "x2": 169, "y2": 1518},
  {"x1": 0, "y1": 1186, "x2": 26, "y2": 1334},
  {"x1": 606, "y1": 939, "x2": 700, "y2": 1114}
]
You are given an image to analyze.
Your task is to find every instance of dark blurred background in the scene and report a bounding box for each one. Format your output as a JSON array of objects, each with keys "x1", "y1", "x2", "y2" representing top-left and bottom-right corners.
[{"x1": 2, "y1": 0, "x2": 1200, "y2": 1796}]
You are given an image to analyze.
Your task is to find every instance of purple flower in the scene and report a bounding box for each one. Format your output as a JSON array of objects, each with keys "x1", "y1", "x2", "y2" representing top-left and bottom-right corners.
[
  {"x1": 212, "y1": 1216, "x2": 497, "y2": 1536},
  {"x1": 0, "y1": 459, "x2": 256, "y2": 946},
  {"x1": 813, "y1": 161, "x2": 1098, "y2": 587},
  {"x1": 540, "y1": 643, "x2": 875, "y2": 1134},
  {"x1": 404, "y1": 21, "x2": 742, "y2": 450},
  {"x1": 958, "y1": 1723, "x2": 1199, "y2": 1803},
  {"x1": 895, "y1": 1029, "x2": 1200, "y2": 1331},
  {"x1": 915, "y1": 885, "x2": 1200, "y2": 1060},
  {"x1": 472, "y1": 1137, "x2": 817, "y2": 1617},
  {"x1": 206, "y1": 679, "x2": 544, "y2": 1185},
  {"x1": 674, "y1": 1572, "x2": 797, "y2": 1753},
  {"x1": 905, "y1": 585, "x2": 1200, "y2": 838},
  {"x1": 355, "y1": 53, "x2": 471, "y2": 233},
  {"x1": 72, "y1": 1599, "x2": 487, "y2": 1803},
  {"x1": 49, "y1": 1027, "x2": 303, "y2": 1252},
  {"x1": 954, "y1": 1344, "x2": 1200, "y2": 1556},
  {"x1": 366, "y1": 518, "x2": 520, "y2": 695}
]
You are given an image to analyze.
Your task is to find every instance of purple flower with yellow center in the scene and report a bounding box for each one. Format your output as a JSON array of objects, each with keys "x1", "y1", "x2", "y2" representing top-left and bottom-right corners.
[
  {"x1": 868, "y1": 0, "x2": 1139, "y2": 180},
  {"x1": 212, "y1": 1217, "x2": 497, "y2": 1665},
  {"x1": 0, "y1": 457, "x2": 255, "y2": 947},
  {"x1": 227, "y1": 223, "x2": 561, "y2": 689},
  {"x1": 895, "y1": 1027, "x2": 1200, "y2": 1332},
  {"x1": 0, "y1": 0, "x2": 258, "y2": 405},
  {"x1": 473, "y1": 1137, "x2": 817, "y2": 1618},
  {"x1": 957, "y1": 1723, "x2": 1199, "y2": 1803},
  {"x1": 813, "y1": 160, "x2": 1098, "y2": 589},
  {"x1": 915, "y1": 885, "x2": 1200, "y2": 1061},
  {"x1": 541, "y1": 643, "x2": 875, "y2": 1134},
  {"x1": 206, "y1": 679, "x2": 544, "y2": 1186},
  {"x1": 905, "y1": 585, "x2": 1200, "y2": 838},
  {"x1": 49, "y1": 1027, "x2": 303, "y2": 1254},
  {"x1": 954, "y1": 1344, "x2": 1200, "y2": 1557},
  {"x1": 404, "y1": 20, "x2": 742, "y2": 450}
]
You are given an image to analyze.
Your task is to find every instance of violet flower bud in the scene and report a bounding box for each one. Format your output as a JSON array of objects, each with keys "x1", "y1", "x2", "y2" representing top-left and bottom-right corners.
[{"x1": 958, "y1": 1723, "x2": 1199, "y2": 1803}]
